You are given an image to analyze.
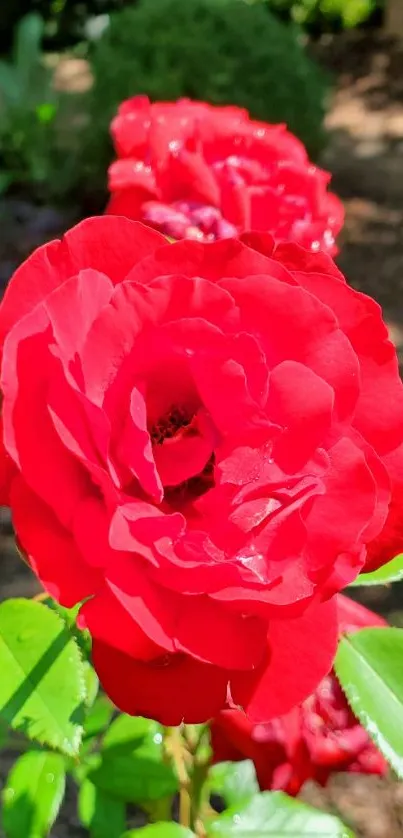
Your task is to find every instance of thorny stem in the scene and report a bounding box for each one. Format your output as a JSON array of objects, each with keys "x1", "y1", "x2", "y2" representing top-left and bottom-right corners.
[
  {"x1": 183, "y1": 723, "x2": 209, "y2": 757},
  {"x1": 166, "y1": 726, "x2": 192, "y2": 829},
  {"x1": 190, "y1": 759, "x2": 209, "y2": 838},
  {"x1": 165, "y1": 725, "x2": 210, "y2": 836}
]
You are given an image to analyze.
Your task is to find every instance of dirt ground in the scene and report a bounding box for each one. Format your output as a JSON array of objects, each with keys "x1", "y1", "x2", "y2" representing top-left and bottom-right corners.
[{"x1": 2, "y1": 29, "x2": 403, "y2": 836}]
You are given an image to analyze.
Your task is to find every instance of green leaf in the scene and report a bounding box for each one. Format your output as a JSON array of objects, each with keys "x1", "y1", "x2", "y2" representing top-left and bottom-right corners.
[
  {"x1": 78, "y1": 779, "x2": 125, "y2": 838},
  {"x1": 102, "y1": 714, "x2": 163, "y2": 750},
  {"x1": 13, "y1": 13, "x2": 44, "y2": 86},
  {"x1": 45, "y1": 598, "x2": 91, "y2": 657},
  {"x1": 121, "y1": 826, "x2": 195, "y2": 838},
  {"x1": 350, "y1": 554, "x2": 403, "y2": 586},
  {"x1": 335, "y1": 627, "x2": 403, "y2": 777},
  {"x1": 206, "y1": 792, "x2": 354, "y2": 837},
  {"x1": 2, "y1": 751, "x2": 65, "y2": 838},
  {"x1": 207, "y1": 760, "x2": 259, "y2": 807},
  {"x1": 0, "y1": 62, "x2": 20, "y2": 105},
  {"x1": 0, "y1": 599, "x2": 86, "y2": 756},
  {"x1": 45, "y1": 599, "x2": 81, "y2": 630},
  {"x1": 88, "y1": 715, "x2": 177, "y2": 803},
  {"x1": 83, "y1": 663, "x2": 99, "y2": 709},
  {"x1": 340, "y1": 0, "x2": 374, "y2": 27},
  {"x1": 83, "y1": 695, "x2": 114, "y2": 741}
]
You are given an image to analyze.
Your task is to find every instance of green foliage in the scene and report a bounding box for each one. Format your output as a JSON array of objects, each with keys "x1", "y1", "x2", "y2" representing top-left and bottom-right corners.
[
  {"x1": 83, "y1": 662, "x2": 99, "y2": 709},
  {"x1": 45, "y1": 598, "x2": 92, "y2": 657},
  {"x1": 0, "y1": 13, "x2": 79, "y2": 201},
  {"x1": 78, "y1": 779, "x2": 125, "y2": 838},
  {"x1": 82, "y1": 694, "x2": 114, "y2": 743},
  {"x1": 266, "y1": 0, "x2": 381, "y2": 29},
  {"x1": 85, "y1": 0, "x2": 328, "y2": 188},
  {"x1": 0, "y1": 595, "x2": 180, "y2": 836},
  {"x1": 122, "y1": 827, "x2": 196, "y2": 838},
  {"x1": 336, "y1": 627, "x2": 403, "y2": 778},
  {"x1": 0, "y1": 14, "x2": 56, "y2": 190},
  {"x1": 206, "y1": 791, "x2": 354, "y2": 836},
  {"x1": 86, "y1": 714, "x2": 178, "y2": 803},
  {"x1": 0, "y1": 591, "x2": 399, "y2": 838},
  {"x1": 2, "y1": 751, "x2": 66, "y2": 838},
  {"x1": 207, "y1": 760, "x2": 259, "y2": 807},
  {"x1": 0, "y1": 599, "x2": 86, "y2": 756},
  {"x1": 350, "y1": 553, "x2": 403, "y2": 586}
]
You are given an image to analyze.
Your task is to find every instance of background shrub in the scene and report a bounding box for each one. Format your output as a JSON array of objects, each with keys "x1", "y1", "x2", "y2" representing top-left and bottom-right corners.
[{"x1": 83, "y1": 0, "x2": 329, "y2": 194}]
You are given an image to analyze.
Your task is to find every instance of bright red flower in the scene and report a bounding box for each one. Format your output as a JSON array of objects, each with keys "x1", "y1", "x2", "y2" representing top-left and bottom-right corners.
[
  {"x1": 106, "y1": 97, "x2": 344, "y2": 254},
  {"x1": 211, "y1": 595, "x2": 388, "y2": 795},
  {"x1": 0, "y1": 218, "x2": 402, "y2": 724}
]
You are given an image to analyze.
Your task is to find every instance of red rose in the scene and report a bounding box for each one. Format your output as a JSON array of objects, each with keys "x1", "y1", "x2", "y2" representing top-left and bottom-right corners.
[
  {"x1": 106, "y1": 97, "x2": 344, "y2": 254},
  {"x1": 211, "y1": 594, "x2": 388, "y2": 795},
  {"x1": 0, "y1": 218, "x2": 402, "y2": 725}
]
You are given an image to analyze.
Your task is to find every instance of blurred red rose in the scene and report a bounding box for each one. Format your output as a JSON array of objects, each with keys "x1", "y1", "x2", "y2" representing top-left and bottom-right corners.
[
  {"x1": 0, "y1": 218, "x2": 402, "y2": 724},
  {"x1": 211, "y1": 594, "x2": 388, "y2": 795},
  {"x1": 106, "y1": 97, "x2": 343, "y2": 254}
]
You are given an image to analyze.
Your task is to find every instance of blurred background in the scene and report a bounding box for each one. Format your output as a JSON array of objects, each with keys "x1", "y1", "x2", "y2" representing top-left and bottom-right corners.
[{"x1": 1, "y1": 1, "x2": 403, "y2": 834}]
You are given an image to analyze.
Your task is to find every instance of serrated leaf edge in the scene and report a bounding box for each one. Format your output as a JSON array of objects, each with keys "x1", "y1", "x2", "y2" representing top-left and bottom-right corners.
[
  {"x1": 0, "y1": 599, "x2": 86, "y2": 756},
  {"x1": 335, "y1": 633, "x2": 403, "y2": 779}
]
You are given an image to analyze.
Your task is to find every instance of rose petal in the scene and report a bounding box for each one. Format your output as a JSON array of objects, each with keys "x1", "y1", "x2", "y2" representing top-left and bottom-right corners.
[
  {"x1": 92, "y1": 642, "x2": 229, "y2": 724},
  {"x1": 2, "y1": 314, "x2": 88, "y2": 528},
  {"x1": 294, "y1": 270, "x2": 403, "y2": 454},
  {"x1": 0, "y1": 217, "x2": 165, "y2": 342},
  {"x1": 267, "y1": 360, "x2": 334, "y2": 469},
  {"x1": 230, "y1": 597, "x2": 338, "y2": 722},
  {"x1": 125, "y1": 237, "x2": 291, "y2": 285},
  {"x1": 11, "y1": 476, "x2": 100, "y2": 607}
]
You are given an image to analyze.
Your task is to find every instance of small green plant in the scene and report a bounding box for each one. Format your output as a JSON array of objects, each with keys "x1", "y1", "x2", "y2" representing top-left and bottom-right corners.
[
  {"x1": 1, "y1": 573, "x2": 403, "y2": 836},
  {"x1": 0, "y1": 12, "x2": 77, "y2": 201},
  {"x1": 0, "y1": 597, "x2": 357, "y2": 838},
  {"x1": 83, "y1": 0, "x2": 329, "y2": 192}
]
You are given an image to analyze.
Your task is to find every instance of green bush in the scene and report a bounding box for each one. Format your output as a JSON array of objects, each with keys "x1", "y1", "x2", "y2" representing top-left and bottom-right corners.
[{"x1": 84, "y1": 0, "x2": 329, "y2": 192}]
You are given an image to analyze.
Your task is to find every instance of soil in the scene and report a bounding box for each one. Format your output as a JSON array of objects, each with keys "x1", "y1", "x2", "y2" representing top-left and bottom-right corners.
[{"x1": 2, "y1": 28, "x2": 403, "y2": 836}]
